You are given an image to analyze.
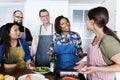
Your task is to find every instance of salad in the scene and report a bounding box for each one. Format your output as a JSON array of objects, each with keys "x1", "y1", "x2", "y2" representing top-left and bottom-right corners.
[{"x1": 33, "y1": 67, "x2": 50, "y2": 72}]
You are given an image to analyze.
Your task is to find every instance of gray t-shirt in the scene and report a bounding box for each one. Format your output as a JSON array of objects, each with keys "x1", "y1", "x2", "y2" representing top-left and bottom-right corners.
[{"x1": 100, "y1": 35, "x2": 120, "y2": 65}]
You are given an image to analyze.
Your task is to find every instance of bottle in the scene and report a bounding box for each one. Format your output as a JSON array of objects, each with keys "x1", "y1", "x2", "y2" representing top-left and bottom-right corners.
[{"x1": 50, "y1": 54, "x2": 56, "y2": 75}]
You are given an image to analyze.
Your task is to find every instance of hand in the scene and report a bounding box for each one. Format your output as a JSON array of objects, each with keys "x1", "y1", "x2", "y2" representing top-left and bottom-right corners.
[
  {"x1": 28, "y1": 62, "x2": 35, "y2": 69},
  {"x1": 27, "y1": 60, "x2": 35, "y2": 69},
  {"x1": 47, "y1": 51, "x2": 52, "y2": 55},
  {"x1": 74, "y1": 61, "x2": 87, "y2": 71},
  {"x1": 79, "y1": 53, "x2": 87, "y2": 58},
  {"x1": 78, "y1": 66, "x2": 98, "y2": 74}
]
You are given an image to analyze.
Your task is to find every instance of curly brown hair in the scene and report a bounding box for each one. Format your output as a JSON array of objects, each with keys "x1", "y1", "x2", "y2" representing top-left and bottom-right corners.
[{"x1": 54, "y1": 15, "x2": 70, "y2": 34}]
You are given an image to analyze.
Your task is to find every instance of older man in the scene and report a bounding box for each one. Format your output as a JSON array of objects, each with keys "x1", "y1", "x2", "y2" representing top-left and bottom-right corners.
[{"x1": 31, "y1": 9, "x2": 54, "y2": 67}]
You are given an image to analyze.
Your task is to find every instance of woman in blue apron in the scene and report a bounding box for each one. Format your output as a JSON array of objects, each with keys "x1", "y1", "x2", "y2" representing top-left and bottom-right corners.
[
  {"x1": 49, "y1": 16, "x2": 86, "y2": 80},
  {"x1": 54, "y1": 32, "x2": 79, "y2": 70},
  {"x1": 50, "y1": 15, "x2": 83, "y2": 70},
  {"x1": 50, "y1": 16, "x2": 82, "y2": 70}
]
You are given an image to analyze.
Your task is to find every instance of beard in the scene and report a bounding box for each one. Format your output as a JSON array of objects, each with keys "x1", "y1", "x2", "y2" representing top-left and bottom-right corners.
[
  {"x1": 14, "y1": 21, "x2": 23, "y2": 27},
  {"x1": 14, "y1": 21, "x2": 24, "y2": 32}
]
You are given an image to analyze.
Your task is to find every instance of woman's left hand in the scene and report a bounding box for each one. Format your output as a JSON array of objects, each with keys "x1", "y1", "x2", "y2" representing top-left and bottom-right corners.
[
  {"x1": 74, "y1": 61, "x2": 87, "y2": 70},
  {"x1": 78, "y1": 66, "x2": 98, "y2": 74}
]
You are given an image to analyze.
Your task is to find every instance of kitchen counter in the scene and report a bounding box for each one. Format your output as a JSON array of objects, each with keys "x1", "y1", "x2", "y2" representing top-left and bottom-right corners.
[{"x1": 0, "y1": 67, "x2": 86, "y2": 80}]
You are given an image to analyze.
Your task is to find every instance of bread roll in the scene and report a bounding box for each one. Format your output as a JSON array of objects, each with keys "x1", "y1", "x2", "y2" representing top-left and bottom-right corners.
[{"x1": 4, "y1": 75, "x2": 15, "y2": 80}]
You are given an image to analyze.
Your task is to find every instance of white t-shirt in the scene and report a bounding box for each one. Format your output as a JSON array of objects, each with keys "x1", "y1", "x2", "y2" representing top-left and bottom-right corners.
[{"x1": 40, "y1": 24, "x2": 53, "y2": 35}]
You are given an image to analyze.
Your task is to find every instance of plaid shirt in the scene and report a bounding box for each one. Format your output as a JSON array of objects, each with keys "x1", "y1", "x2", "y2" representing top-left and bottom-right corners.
[{"x1": 50, "y1": 31, "x2": 83, "y2": 56}]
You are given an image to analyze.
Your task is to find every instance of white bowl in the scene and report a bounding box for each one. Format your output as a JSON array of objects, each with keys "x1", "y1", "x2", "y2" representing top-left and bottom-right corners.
[{"x1": 18, "y1": 74, "x2": 47, "y2": 80}]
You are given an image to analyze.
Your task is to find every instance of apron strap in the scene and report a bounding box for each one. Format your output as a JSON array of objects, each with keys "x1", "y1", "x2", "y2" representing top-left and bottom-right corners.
[
  {"x1": 40, "y1": 25, "x2": 42, "y2": 35},
  {"x1": 24, "y1": 26, "x2": 26, "y2": 39},
  {"x1": 18, "y1": 39, "x2": 22, "y2": 47},
  {"x1": 51, "y1": 23, "x2": 53, "y2": 34}
]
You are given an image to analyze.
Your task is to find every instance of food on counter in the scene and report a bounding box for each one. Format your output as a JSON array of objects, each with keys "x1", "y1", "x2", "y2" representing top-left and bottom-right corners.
[
  {"x1": 4, "y1": 75, "x2": 15, "y2": 80},
  {"x1": 61, "y1": 75, "x2": 80, "y2": 80},
  {"x1": 33, "y1": 67, "x2": 49, "y2": 72},
  {"x1": 18, "y1": 73, "x2": 47, "y2": 80},
  {"x1": 32, "y1": 67, "x2": 50, "y2": 74},
  {"x1": 0, "y1": 74, "x2": 4, "y2": 80},
  {"x1": 25, "y1": 74, "x2": 31, "y2": 80}
]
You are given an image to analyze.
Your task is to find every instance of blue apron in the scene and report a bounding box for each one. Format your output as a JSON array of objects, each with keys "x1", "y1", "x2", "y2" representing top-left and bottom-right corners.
[
  {"x1": 54, "y1": 32, "x2": 79, "y2": 70},
  {"x1": 35, "y1": 24, "x2": 53, "y2": 67}
]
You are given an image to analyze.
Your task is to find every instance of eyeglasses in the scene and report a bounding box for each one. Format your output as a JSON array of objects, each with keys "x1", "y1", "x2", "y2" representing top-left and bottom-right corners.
[
  {"x1": 14, "y1": 16, "x2": 23, "y2": 19},
  {"x1": 40, "y1": 15, "x2": 49, "y2": 18}
]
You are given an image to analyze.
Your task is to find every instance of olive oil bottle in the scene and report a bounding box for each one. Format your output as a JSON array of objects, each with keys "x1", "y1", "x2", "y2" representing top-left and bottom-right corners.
[{"x1": 50, "y1": 54, "x2": 56, "y2": 75}]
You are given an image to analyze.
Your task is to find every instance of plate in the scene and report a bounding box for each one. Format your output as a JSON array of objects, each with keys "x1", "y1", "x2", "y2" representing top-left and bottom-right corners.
[
  {"x1": 60, "y1": 71, "x2": 79, "y2": 77},
  {"x1": 32, "y1": 67, "x2": 50, "y2": 74},
  {"x1": 18, "y1": 74, "x2": 47, "y2": 80}
]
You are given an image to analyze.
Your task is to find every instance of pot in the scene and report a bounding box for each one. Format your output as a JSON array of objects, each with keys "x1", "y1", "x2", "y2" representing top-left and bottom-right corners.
[{"x1": 4, "y1": 63, "x2": 17, "y2": 73}]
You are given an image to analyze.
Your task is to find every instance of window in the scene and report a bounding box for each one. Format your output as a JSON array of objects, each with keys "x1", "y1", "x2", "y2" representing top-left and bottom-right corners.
[{"x1": 69, "y1": 5, "x2": 98, "y2": 52}]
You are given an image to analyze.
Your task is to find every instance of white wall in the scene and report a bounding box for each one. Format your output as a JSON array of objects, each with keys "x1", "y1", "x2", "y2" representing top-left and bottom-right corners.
[
  {"x1": 0, "y1": 3, "x2": 24, "y2": 27},
  {"x1": 102, "y1": 0, "x2": 116, "y2": 31},
  {"x1": 116, "y1": 0, "x2": 120, "y2": 37},
  {"x1": 115, "y1": 0, "x2": 120, "y2": 79},
  {"x1": 23, "y1": 0, "x2": 68, "y2": 36}
]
